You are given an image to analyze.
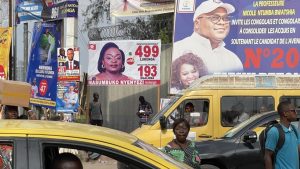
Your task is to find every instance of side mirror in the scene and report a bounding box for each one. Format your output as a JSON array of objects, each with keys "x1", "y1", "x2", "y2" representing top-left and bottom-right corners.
[
  {"x1": 159, "y1": 116, "x2": 167, "y2": 130},
  {"x1": 243, "y1": 130, "x2": 257, "y2": 144}
]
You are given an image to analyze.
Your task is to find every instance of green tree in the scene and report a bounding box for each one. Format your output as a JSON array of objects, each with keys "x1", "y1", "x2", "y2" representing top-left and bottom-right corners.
[
  {"x1": 81, "y1": 0, "x2": 174, "y2": 43},
  {"x1": 119, "y1": 13, "x2": 174, "y2": 44},
  {"x1": 81, "y1": 0, "x2": 110, "y2": 31}
]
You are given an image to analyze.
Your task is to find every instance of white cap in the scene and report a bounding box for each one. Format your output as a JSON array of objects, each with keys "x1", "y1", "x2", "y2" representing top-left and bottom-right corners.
[{"x1": 193, "y1": 0, "x2": 235, "y2": 21}]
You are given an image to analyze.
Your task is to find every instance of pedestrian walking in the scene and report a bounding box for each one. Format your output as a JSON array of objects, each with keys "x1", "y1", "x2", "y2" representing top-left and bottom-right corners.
[
  {"x1": 136, "y1": 96, "x2": 153, "y2": 126},
  {"x1": 264, "y1": 100, "x2": 300, "y2": 169},
  {"x1": 86, "y1": 92, "x2": 103, "y2": 162},
  {"x1": 89, "y1": 92, "x2": 103, "y2": 126}
]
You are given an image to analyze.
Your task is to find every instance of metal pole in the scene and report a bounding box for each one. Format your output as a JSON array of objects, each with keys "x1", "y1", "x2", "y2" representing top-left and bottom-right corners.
[
  {"x1": 9, "y1": 0, "x2": 16, "y2": 80},
  {"x1": 24, "y1": 23, "x2": 28, "y2": 81}
]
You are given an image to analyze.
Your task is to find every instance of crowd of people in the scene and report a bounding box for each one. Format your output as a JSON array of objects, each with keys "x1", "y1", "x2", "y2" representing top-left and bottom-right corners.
[{"x1": 0, "y1": 105, "x2": 36, "y2": 120}]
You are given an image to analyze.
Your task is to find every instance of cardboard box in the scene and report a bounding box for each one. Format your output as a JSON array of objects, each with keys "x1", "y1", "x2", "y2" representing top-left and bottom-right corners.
[{"x1": 0, "y1": 80, "x2": 31, "y2": 107}]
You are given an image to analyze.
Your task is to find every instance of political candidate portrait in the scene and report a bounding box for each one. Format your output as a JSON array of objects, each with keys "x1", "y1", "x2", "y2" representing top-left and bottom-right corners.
[
  {"x1": 58, "y1": 48, "x2": 66, "y2": 60},
  {"x1": 64, "y1": 48, "x2": 79, "y2": 70},
  {"x1": 173, "y1": 0, "x2": 243, "y2": 74},
  {"x1": 63, "y1": 84, "x2": 78, "y2": 109},
  {"x1": 94, "y1": 42, "x2": 132, "y2": 81}
]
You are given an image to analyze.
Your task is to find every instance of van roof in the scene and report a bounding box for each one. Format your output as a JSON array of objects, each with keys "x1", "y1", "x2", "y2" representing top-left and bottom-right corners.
[{"x1": 186, "y1": 74, "x2": 300, "y2": 90}]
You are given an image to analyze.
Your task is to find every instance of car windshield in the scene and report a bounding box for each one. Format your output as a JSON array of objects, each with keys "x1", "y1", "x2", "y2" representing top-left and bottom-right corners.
[
  {"x1": 134, "y1": 140, "x2": 193, "y2": 169},
  {"x1": 222, "y1": 112, "x2": 268, "y2": 138},
  {"x1": 147, "y1": 96, "x2": 181, "y2": 125}
]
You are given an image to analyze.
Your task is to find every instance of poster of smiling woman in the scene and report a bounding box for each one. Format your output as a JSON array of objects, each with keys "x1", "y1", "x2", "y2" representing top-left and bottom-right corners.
[
  {"x1": 171, "y1": 0, "x2": 300, "y2": 94},
  {"x1": 88, "y1": 40, "x2": 161, "y2": 86}
]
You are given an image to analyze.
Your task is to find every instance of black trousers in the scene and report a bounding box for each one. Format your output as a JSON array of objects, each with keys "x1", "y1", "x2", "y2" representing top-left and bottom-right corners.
[{"x1": 90, "y1": 119, "x2": 103, "y2": 126}]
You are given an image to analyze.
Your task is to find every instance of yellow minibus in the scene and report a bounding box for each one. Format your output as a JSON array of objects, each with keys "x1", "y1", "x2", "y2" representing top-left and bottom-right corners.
[{"x1": 131, "y1": 74, "x2": 300, "y2": 148}]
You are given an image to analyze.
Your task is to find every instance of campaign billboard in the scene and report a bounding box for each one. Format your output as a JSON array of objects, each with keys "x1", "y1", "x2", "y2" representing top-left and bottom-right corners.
[
  {"x1": 42, "y1": 0, "x2": 78, "y2": 21},
  {"x1": 111, "y1": 0, "x2": 174, "y2": 17},
  {"x1": 0, "y1": 28, "x2": 12, "y2": 79},
  {"x1": 57, "y1": 47, "x2": 80, "y2": 81},
  {"x1": 88, "y1": 40, "x2": 161, "y2": 86},
  {"x1": 16, "y1": 0, "x2": 78, "y2": 23},
  {"x1": 56, "y1": 81, "x2": 79, "y2": 113},
  {"x1": 16, "y1": 0, "x2": 43, "y2": 23},
  {"x1": 26, "y1": 22, "x2": 60, "y2": 108},
  {"x1": 171, "y1": 0, "x2": 300, "y2": 94}
]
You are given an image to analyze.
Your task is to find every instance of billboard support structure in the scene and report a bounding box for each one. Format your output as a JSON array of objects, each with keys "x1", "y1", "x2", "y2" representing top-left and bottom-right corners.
[{"x1": 24, "y1": 23, "x2": 28, "y2": 81}]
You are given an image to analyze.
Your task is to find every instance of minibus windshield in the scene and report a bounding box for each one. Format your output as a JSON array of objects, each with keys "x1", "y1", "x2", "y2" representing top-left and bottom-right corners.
[{"x1": 147, "y1": 96, "x2": 181, "y2": 125}]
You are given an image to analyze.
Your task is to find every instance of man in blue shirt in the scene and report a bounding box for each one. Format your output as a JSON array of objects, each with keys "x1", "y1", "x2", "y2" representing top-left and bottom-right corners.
[
  {"x1": 265, "y1": 100, "x2": 300, "y2": 169},
  {"x1": 63, "y1": 85, "x2": 78, "y2": 109}
]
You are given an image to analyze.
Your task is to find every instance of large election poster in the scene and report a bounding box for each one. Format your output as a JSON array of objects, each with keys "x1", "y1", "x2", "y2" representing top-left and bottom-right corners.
[
  {"x1": 88, "y1": 40, "x2": 161, "y2": 86},
  {"x1": 0, "y1": 27, "x2": 12, "y2": 79},
  {"x1": 111, "y1": 0, "x2": 174, "y2": 17},
  {"x1": 27, "y1": 22, "x2": 60, "y2": 108},
  {"x1": 41, "y1": 0, "x2": 78, "y2": 21},
  {"x1": 56, "y1": 81, "x2": 79, "y2": 113},
  {"x1": 16, "y1": 0, "x2": 78, "y2": 23},
  {"x1": 171, "y1": 0, "x2": 300, "y2": 94},
  {"x1": 57, "y1": 47, "x2": 80, "y2": 81}
]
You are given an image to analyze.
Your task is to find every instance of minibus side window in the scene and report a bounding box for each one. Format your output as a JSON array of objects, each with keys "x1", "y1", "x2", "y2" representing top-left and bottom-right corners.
[
  {"x1": 280, "y1": 96, "x2": 300, "y2": 108},
  {"x1": 166, "y1": 99, "x2": 209, "y2": 129},
  {"x1": 221, "y1": 96, "x2": 275, "y2": 127}
]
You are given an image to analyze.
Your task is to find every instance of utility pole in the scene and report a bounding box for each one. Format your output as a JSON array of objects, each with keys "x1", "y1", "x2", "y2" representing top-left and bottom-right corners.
[
  {"x1": 9, "y1": 0, "x2": 16, "y2": 80},
  {"x1": 23, "y1": 23, "x2": 28, "y2": 81}
]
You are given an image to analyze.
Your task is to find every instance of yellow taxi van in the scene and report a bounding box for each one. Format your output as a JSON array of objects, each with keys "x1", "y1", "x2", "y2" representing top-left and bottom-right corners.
[
  {"x1": 131, "y1": 74, "x2": 300, "y2": 148},
  {"x1": 0, "y1": 120, "x2": 191, "y2": 169}
]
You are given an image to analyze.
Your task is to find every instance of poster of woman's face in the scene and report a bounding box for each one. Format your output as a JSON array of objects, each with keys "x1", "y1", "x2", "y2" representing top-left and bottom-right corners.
[{"x1": 88, "y1": 40, "x2": 161, "y2": 86}]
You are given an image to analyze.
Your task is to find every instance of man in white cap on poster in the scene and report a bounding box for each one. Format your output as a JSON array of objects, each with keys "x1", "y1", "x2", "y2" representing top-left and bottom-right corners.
[{"x1": 173, "y1": 0, "x2": 243, "y2": 74}]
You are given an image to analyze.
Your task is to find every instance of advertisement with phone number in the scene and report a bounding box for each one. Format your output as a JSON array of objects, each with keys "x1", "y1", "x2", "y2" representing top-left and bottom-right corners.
[{"x1": 88, "y1": 40, "x2": 161, "y2": 86}]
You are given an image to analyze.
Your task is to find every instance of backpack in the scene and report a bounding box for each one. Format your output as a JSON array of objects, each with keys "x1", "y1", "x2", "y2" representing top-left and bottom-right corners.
[{"x1": 259, "y1": 120, "x2": 299, "y2": 160}]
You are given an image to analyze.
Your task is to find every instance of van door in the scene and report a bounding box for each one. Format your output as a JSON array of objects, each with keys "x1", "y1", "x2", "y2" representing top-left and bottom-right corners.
[{"x1": 160, "y1": 97, "x2": 213, "y2": 146}]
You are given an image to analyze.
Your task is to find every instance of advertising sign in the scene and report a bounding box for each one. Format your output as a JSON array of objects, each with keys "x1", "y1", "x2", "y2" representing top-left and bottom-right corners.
[
  {"x1": 16, "y1": 0, "x2": 43, "y2": 23},
  {"x1": 42, "y1": 0, "x2": 78, "y2": 21},
  {"x1": 0, "y1": 28, "x2": 12, "y2": 79},
  {"x1": 26, "y1": 22, "x2": 60, "y2": 108},
  {"x1": 111, "y1": 0, "x2": 174, "y2": 17},
  {"x1": 16, "y1": 0, "x2": 78, "y2": 23},
  {"x1": 57, "y1": 47, "x2": 80, "y2": 81},
  {"x1": 171, "y1": 0, "x2": 300, "y2": 94},
  {"x1": 56, "y1": 81, "x2": 79, "y2": 113},
  {"x1": 88, "y1": 40, "x2": 161, "y2": 86}
]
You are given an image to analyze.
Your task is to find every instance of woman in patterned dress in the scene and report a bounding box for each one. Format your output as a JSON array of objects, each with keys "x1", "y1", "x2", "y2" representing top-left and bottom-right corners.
[{"x1": 163, "y1": 118, "x2": 201, "y2": 169}]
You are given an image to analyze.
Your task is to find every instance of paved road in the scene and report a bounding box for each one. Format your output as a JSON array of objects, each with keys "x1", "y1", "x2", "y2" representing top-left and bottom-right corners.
[
  {"x1": 81, "y1": 153, "x2": 118, "y2": 169},
  {"x1": 82, "y1": 161, "x2": 117, "y2": 169}
]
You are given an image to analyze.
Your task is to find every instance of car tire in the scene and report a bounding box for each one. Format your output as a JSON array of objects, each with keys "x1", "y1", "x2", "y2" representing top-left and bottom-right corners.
[{"x1": 201, "y1": 164, "x2": 220, "y2": 169}]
